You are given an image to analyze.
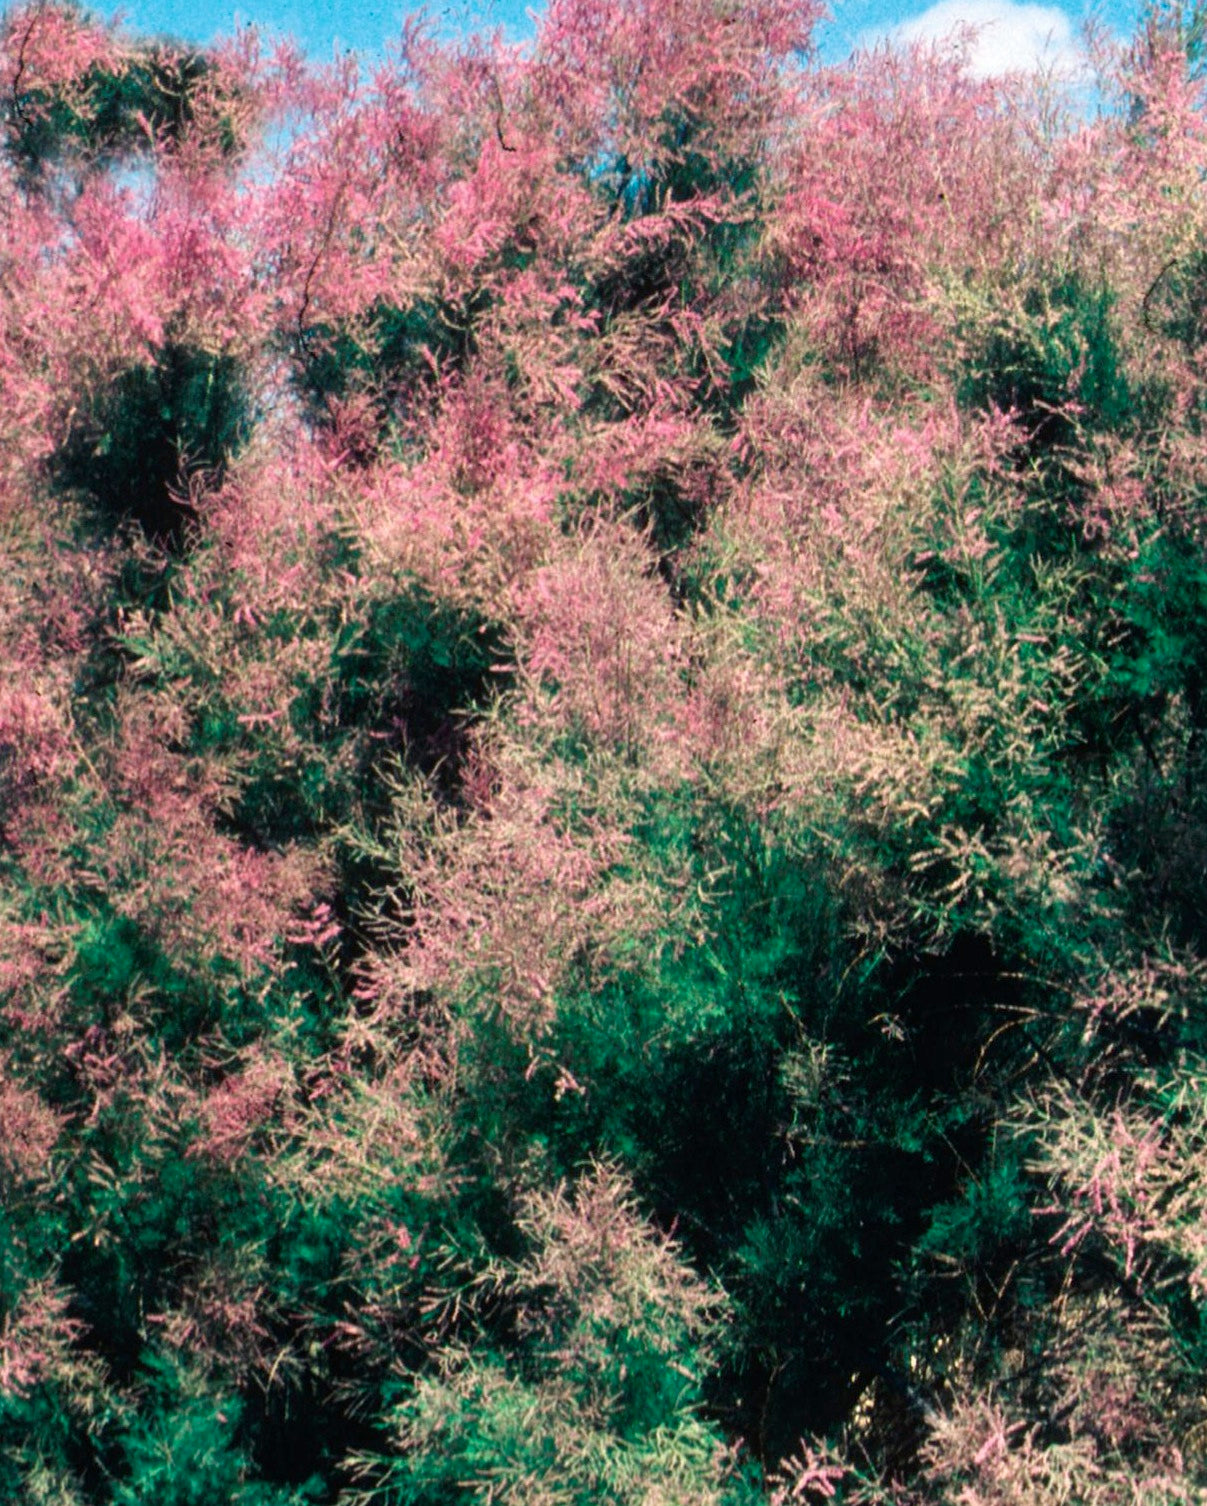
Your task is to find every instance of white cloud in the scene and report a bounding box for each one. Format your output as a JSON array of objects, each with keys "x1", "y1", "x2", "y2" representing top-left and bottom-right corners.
[{"x1": 870, "y1": 0, "x2": 1085, "y2": 80}]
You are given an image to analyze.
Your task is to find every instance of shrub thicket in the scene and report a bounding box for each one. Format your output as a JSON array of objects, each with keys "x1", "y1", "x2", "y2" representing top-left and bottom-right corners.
[{"x1": 5, "y1": 1, "x2": 1207, "y2": 1502}]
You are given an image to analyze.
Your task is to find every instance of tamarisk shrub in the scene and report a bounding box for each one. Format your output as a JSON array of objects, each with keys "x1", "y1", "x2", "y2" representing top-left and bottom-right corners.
[{"x1": 8, "y1": 0, "x2": 1207, "y2": 1501}]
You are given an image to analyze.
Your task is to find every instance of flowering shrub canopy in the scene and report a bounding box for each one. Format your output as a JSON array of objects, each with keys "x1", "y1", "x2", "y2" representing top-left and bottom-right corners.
[{"x1": 6, "y1": 0, "x2": 1207, "y2": 1500}]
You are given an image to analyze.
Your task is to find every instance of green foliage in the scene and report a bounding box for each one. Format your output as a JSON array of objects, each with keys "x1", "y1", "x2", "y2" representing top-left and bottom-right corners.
[
  {"x1": 55, "y1": 345, "x2": 249, "y2": 545},
  {"x1": 3, "y1": 22, "x2": 239, "y2": 182},
  {"x1": 191, "y1": 581, "x2": 507, "y2": 853},
  {"x1": 295, "y1": 296, "x2": 491, "y2": 453},
  {"x1": 111, "y1": 1353, "x2": 323, "y2": 1506},
  {"x1": 956, "y1": 273, "x2": 1134, "y2": 459},
  {"x1": 340, "y1": 587, "x2": 508, "y2": 782},
  {"x1": 914, "y1": 1137, "x2": 1032, "y2": 1270},
  {"x1": 349, "y1": 1166, "x2": 755, "y2": 1506}
]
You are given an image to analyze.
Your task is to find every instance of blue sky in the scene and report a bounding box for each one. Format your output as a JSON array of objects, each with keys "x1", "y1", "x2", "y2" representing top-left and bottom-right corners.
[{"x1": 95, "y1": 0, "x2": 1143, "y2": 75}]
